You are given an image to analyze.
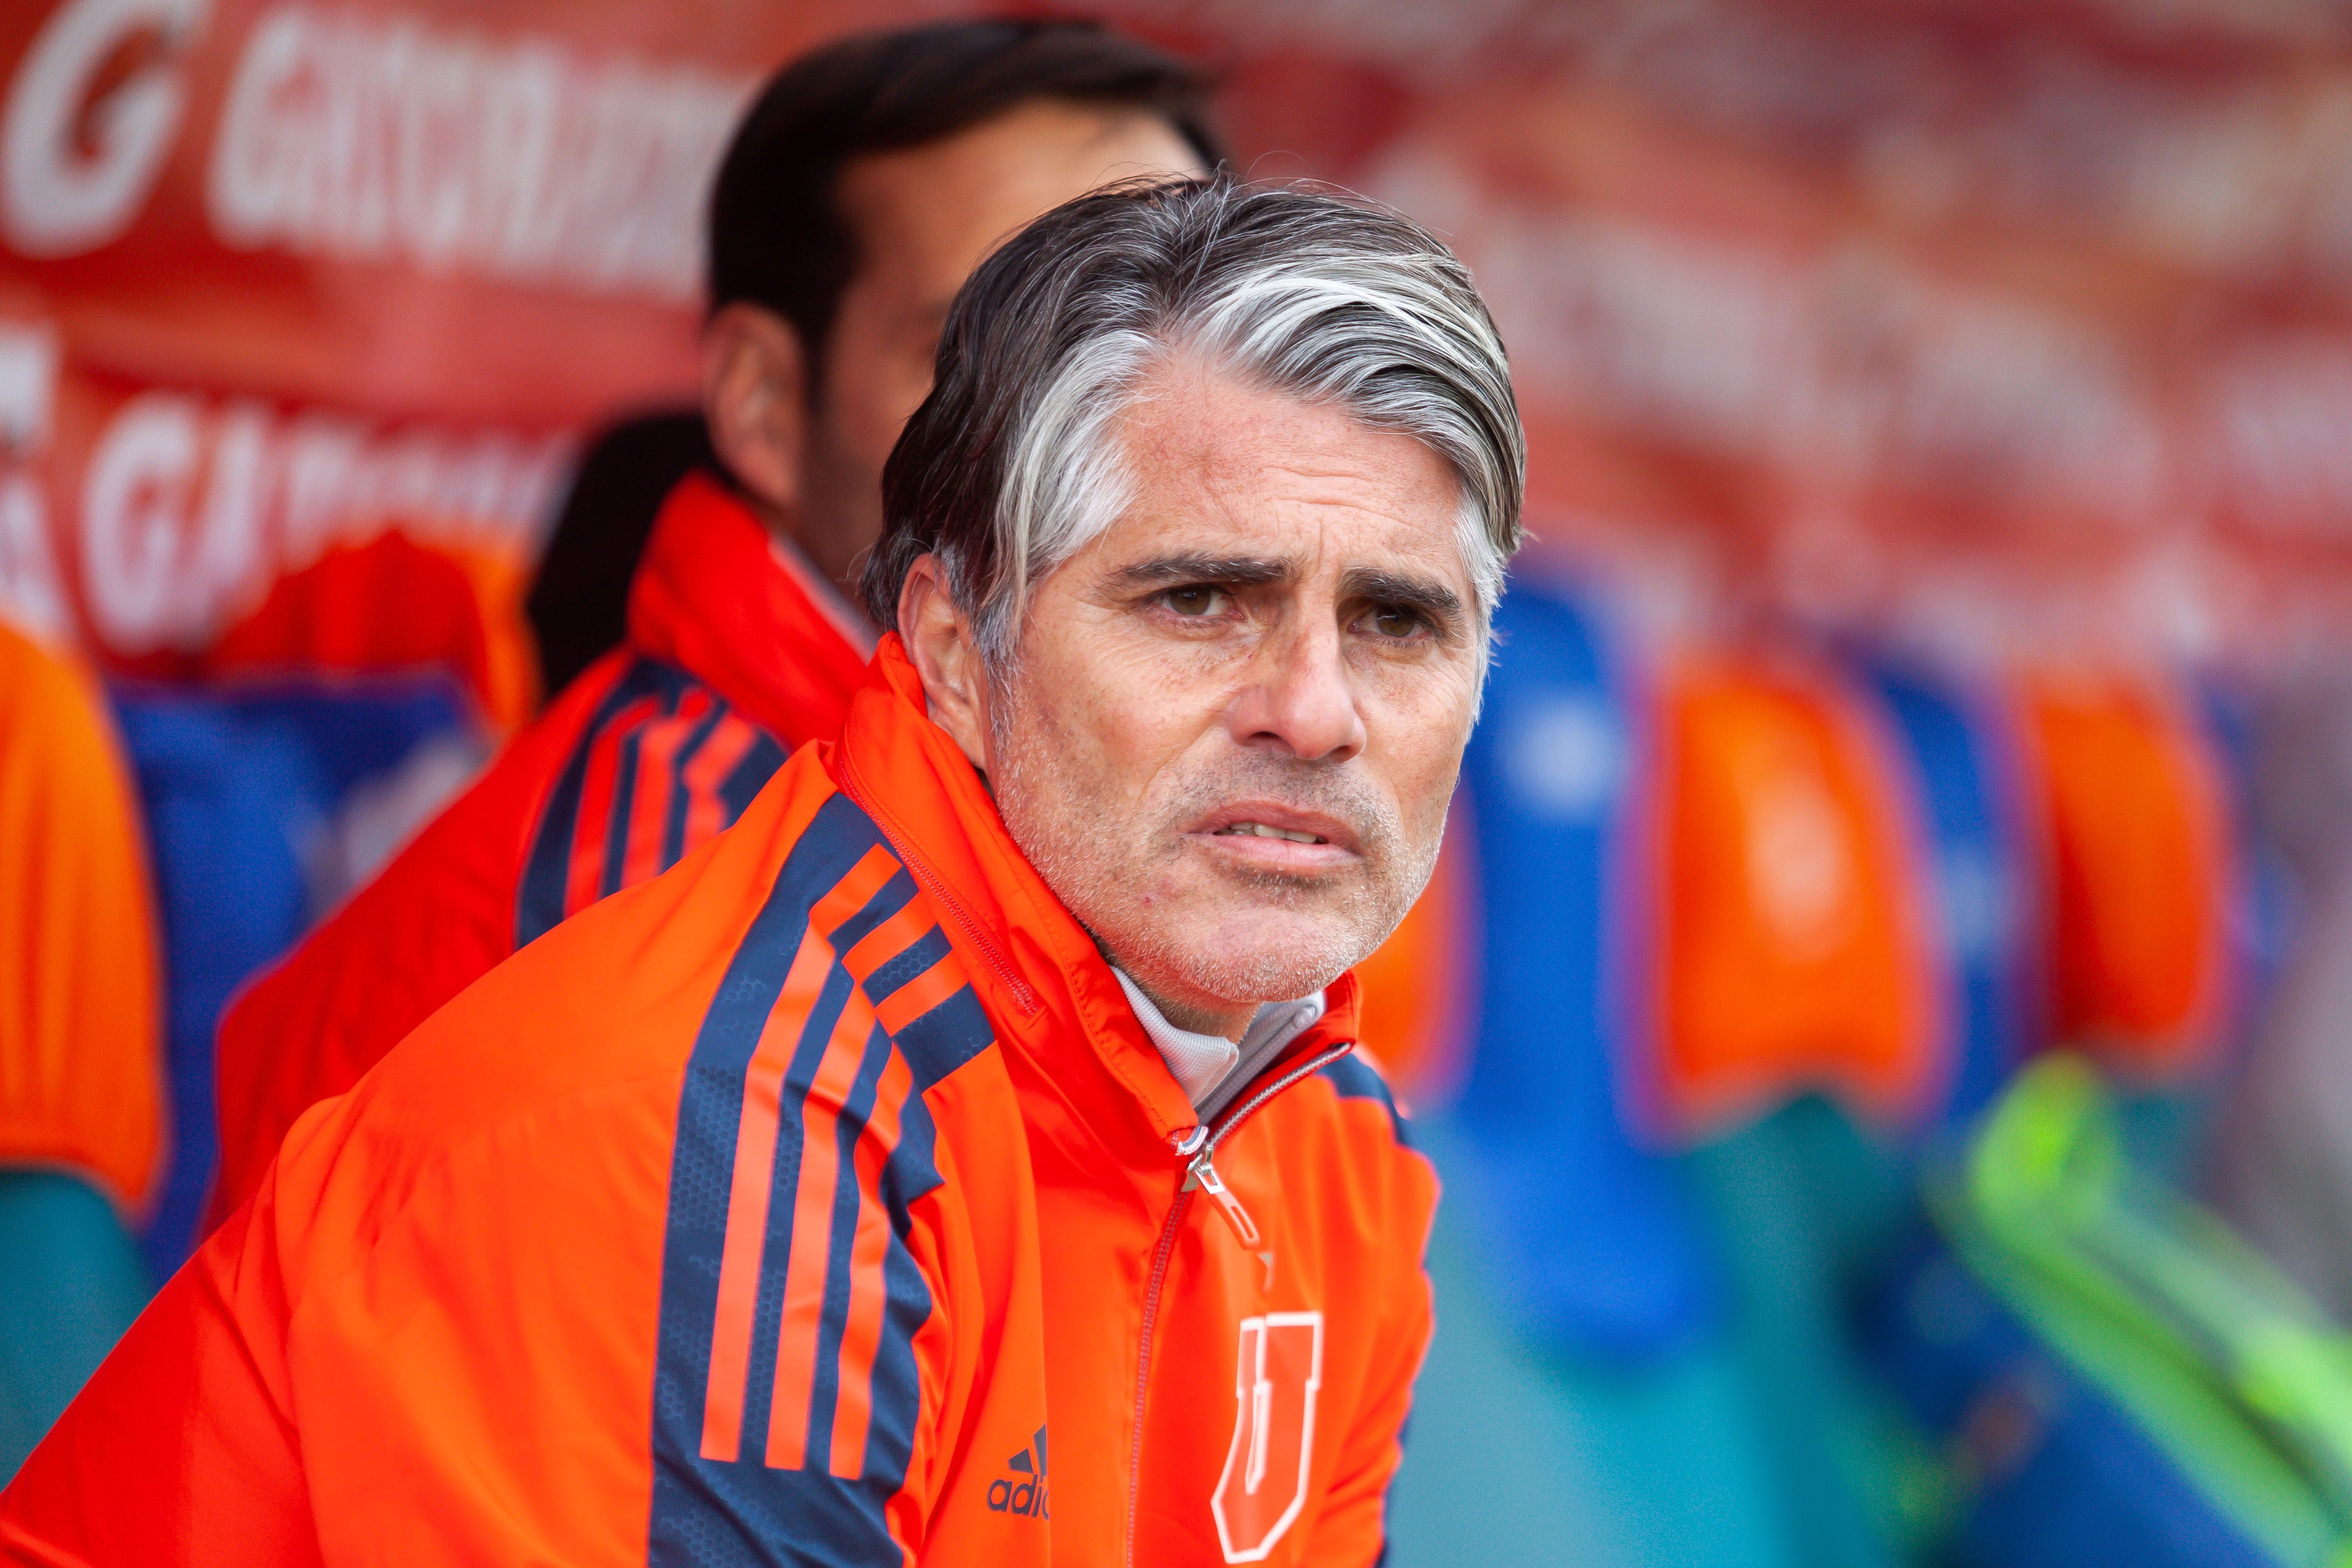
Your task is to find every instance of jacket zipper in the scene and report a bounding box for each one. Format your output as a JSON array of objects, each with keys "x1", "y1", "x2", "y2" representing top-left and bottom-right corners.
[{"x1": 1123, "y1": 1039, "x2": 1357, "y2": 1568}]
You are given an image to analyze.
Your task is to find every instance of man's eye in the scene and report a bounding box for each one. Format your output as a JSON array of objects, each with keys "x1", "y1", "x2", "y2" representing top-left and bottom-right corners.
[
  {"x1": 1163, "y1": 585, "x2": 1228, "y2": 617},
  {"x1": 1363, "y1": 604, "x2": 1427, "y2": 640}
]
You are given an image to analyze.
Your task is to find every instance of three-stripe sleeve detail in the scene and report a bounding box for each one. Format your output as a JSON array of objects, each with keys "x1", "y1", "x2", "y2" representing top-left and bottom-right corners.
[
  {"x1": 517, "y1": 659, "x2": 787, "y2": 949},
  {"x1": 649, "y1": 794, "x2": 996, "y2": 1567}
]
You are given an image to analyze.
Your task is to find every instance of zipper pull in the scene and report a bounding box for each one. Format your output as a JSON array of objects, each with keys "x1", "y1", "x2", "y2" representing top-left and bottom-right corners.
[{"x1": 1184, "y1": 1147, "x2": 1262, "y2": 1250}]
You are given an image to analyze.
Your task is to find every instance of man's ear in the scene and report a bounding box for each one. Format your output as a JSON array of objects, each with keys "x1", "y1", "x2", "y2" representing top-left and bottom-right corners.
[
  {"x1": 699, "y1": 302, "x2": 807, "y2": 517},
  {"x1": 898, "y1": 554, "x2": 993, "y2": 770}
]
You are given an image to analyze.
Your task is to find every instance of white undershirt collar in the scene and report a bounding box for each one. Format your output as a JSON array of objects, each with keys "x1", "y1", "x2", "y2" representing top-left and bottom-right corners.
[{"x1": 1113, "y1": 970, "x2": 1327, "y2": 1111}]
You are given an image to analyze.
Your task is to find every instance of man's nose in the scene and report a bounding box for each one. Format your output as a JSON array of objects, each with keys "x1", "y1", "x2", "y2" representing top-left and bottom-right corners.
[{"x1": 1224, "y1": 618, "x2": 1367, "y2": 763}]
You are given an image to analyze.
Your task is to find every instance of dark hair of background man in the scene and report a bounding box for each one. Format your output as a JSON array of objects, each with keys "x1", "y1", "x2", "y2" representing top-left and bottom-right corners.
[{"x1": 526, "y1": 21, "x2": 1226, "y2": 697}]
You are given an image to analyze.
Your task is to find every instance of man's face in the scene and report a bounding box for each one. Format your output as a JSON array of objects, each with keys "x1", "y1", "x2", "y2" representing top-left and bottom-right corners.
[
  {"x1": 982, "y1": 361, "x2": 1485, "y2": 1037},
  {"x1": 799, "y1": 102, "x2": 1202, "y2": 587}
]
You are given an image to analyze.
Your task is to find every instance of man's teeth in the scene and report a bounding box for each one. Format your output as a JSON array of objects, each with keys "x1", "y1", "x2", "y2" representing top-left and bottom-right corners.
[{"x1": 1214, "y1": 822, "x2": 1325, "y2": 844}]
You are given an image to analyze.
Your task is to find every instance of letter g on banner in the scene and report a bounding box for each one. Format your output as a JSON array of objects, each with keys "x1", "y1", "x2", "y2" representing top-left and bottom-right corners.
[
  {"x1": 1212, "y1": 1311, "x2": 1324, "y2": 1564},
  {"x1": 3, "y1": 0, "x2": 209, "y2": 256}
]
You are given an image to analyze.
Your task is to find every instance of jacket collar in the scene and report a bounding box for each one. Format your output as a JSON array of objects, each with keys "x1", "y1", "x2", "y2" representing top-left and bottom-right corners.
[
  {"x1": 625, "y1": 471, "x2": 875, "y2": 750},
  {"x1": 830, "y1": 634, "x2": 1362, "y2": 1156},
  {"x1": 1115, "y1": 970, "x2": 1329, "y2": 1112}
]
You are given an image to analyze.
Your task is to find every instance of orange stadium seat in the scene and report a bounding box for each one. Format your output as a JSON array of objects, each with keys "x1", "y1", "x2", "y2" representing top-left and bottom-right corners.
[
  {"x1": 1652, "y1": 651, "x2": 1940, "y2": 1141},
  {"x1": 2017, "y1": 672, "x2": 2233, "y2": 1080}
]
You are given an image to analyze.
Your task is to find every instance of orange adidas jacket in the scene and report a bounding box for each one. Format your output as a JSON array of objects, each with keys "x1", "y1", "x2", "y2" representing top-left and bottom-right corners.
[
  {"x1": 4, "y1": 634, "x2": 1437, "y2": 1567},
  {"x1": 207, "y1": 471, "x2": 872, "y2": 1226}
]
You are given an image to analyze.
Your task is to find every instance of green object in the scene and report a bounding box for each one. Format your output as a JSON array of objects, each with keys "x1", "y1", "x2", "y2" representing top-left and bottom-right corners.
[
  {"x1": 0, "y1": 1168, "x2": 152, "y2": 1483},
  {"x1": 1933, "y1": 1055, "x2": 2352, "y2": 1568}
]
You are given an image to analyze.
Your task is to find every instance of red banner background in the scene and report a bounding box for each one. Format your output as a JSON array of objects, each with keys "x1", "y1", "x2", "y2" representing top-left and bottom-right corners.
[{"x1": 8, "y1": 0, "x2": 2352, "y2": 685}]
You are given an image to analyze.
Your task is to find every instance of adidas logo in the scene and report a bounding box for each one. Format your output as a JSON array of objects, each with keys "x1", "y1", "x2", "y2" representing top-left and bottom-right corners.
[{"x1": 985, "y1": 1425, "x2": 1050, "y2": 1520}]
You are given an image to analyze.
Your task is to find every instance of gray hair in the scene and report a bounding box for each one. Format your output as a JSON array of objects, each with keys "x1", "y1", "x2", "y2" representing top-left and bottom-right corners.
[{"x1": 864, "y1": 177, "x2": 1525, "y2": 665}]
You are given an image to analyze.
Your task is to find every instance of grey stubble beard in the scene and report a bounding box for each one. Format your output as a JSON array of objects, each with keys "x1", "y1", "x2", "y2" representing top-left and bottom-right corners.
[{"x1": 986, "y1": 669, "x2": 1440, "y2": 1011}]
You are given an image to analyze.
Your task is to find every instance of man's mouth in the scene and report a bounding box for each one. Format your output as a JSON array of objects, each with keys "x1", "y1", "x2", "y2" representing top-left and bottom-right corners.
[
  {"x1": 1188, "y1": 802, "x2": 1361, "y2": 864},
  {"x1": 1212, "y1": 822, "x2": 1327, "y2": 845}
]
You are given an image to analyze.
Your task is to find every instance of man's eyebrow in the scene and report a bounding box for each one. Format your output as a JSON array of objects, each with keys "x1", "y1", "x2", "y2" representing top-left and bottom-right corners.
[
  {"x1": 1343, "y1": 568, "x2": 1469, "y2": 634},
  {"x1": 1107, "y1": 553, "x2": 1297, "y2": 591}
]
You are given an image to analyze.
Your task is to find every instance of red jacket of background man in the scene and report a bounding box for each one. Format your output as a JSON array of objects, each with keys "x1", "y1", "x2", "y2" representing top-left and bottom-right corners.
[
  {"x1": 206, "y1": 471, "x2": 873, "y2": 1228},
  {"x1": 2, "y1": 633, "x2": 1438, "y2": 1568}
]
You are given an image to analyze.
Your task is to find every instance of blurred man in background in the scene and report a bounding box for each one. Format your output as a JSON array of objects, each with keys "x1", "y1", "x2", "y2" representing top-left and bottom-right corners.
[{"x1": 204, "y1": 20, "x2": 1217, "y2": 1224}]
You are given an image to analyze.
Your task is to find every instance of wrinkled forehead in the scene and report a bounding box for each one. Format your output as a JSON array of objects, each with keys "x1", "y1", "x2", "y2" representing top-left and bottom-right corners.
[{"x1": 1099, "y1": 364, "x2": 1475, "y2": 592}]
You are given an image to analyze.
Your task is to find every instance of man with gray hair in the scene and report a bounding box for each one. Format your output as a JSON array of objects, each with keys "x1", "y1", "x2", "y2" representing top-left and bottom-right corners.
[{"x1": 2, "y1": 177, "x2": 1523, "y2": 1568}]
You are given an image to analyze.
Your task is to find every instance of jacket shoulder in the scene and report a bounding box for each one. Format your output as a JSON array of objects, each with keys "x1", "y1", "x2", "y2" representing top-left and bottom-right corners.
[
  {"x1": 318, "y1": 743, "x2": 850, "y2": 1159},
  {"x1": 512, "y1": 652, "x2": 790, "y2": 948},
  {"x1": 208, "y1": 649, "x2": 645, "y2": 1217},
  {"x1": 1269, "y1": 1046, "x2": 1438, "y2": 1244},
  {"x1": 1314, "y1": 1049, "x2": 1420, "y2": 1154},
  {"x1": 227, "y1": 760, "x2": 996, "y2": 1565},
  {"x1": 1295, "y1": 1048, "x2": 1430, "y2": 1190}
]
